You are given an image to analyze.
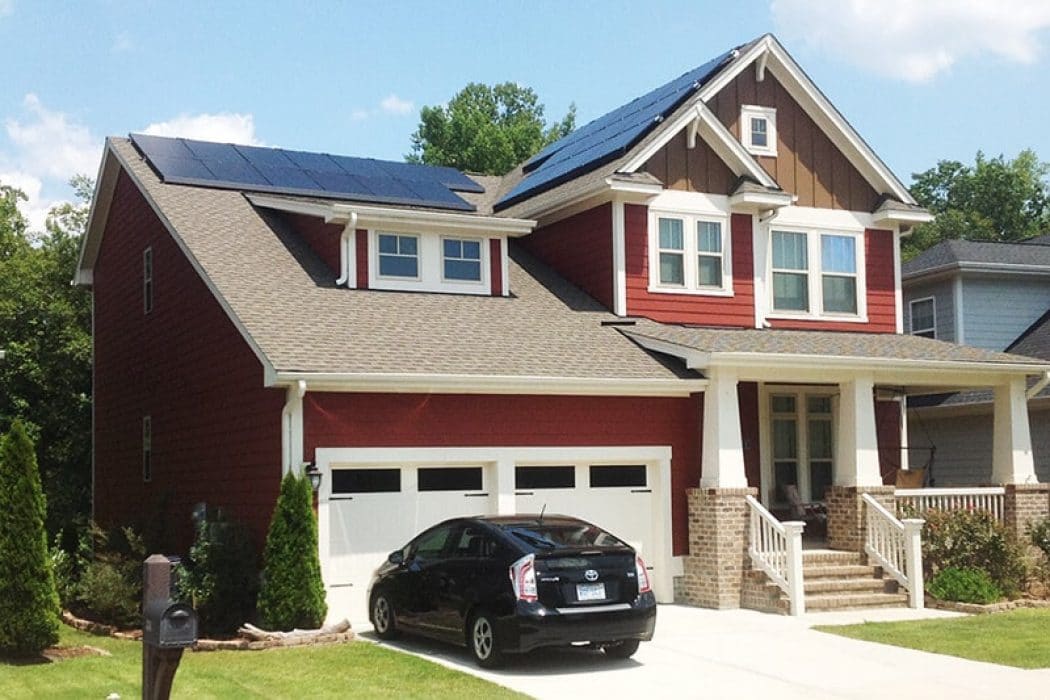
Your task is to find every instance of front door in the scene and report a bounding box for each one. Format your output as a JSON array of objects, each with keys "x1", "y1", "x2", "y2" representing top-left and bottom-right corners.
[{"x1": 765, "y1": 390, "x2": 835, "y2": 510}]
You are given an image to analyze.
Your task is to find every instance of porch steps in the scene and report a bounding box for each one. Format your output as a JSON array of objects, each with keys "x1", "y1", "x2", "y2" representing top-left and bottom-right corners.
[{"x1": 742, "y1": 549, "x2": 908, "y2": 614}]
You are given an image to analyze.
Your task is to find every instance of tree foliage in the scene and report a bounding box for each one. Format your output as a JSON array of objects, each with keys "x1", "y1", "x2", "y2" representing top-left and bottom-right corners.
[
  {"x1": 257, "y1": 473, "x2": 327, "y2": 631},
  {"x1": 905, "y1": 150, "x2": 1050, "y2": 258},
  {"x1": 178, "y1": 512, "x2": 259, "y2": 636},
  {"x1": 0, "y1": 420, "x2": 61, "y2": 656},
  {"x1": 0, "y1": 176, "x2": 93, "y2": 540},
  {"x1": 407, "y1": 82, "x2": 576, "y2": 175}
]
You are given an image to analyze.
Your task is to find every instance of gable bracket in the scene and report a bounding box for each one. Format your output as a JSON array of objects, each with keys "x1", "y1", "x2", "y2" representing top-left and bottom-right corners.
[{"x1": 755, "y1": 52, "x2": 768, "y2": 82}]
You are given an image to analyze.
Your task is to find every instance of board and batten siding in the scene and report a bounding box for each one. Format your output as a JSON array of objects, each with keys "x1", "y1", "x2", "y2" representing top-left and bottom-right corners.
[
  {"x1": 902, "y1": 279, "x2": 955, "y2": 342},
  {"x1": 961, "y1": 275, "x2": 1050, "y2": 351}
]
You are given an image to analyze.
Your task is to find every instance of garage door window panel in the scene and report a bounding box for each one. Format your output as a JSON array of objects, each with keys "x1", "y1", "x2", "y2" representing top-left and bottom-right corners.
[
  {"x1": 332, "y1": 468, "x2": 401, "y2": 495},
  {"x1": 589, "y1": 465, "x2": 647, "y2": 488},
  {"x1": 417, "y1": 467, "x2": 484, "y2": 492},
  {"x1": 515, "y1": 466, "x2": 575, "y2": 490}
]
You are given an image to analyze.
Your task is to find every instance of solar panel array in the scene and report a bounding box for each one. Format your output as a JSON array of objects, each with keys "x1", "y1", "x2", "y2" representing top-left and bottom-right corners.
[
  {"x1": 130, "y1": 133, "x2": 483, "y2": 212},
  {"x1": 495, "y1": 48, "x2": 737, "y2": 210}
]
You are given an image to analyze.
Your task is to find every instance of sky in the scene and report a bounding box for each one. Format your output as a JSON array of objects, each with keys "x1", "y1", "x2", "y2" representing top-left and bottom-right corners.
[{"x1": 1, "y1": 0, "x2": 1049, "y2": 230}]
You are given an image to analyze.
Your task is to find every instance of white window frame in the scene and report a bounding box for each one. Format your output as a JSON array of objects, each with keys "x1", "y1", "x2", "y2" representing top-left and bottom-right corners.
[
  {"x1": 909, "y1": 296, "x2": 936, "y2": 338},
  {"x1": 368, "y1": 229, "x2": 493, "y2": 295},
  {"x1": 741, "y1": 105, "x2": 777, "y2": 157},
  {"x1": 439, "y1": 236, "x2": 485, "y2": 286},
  {"x1": 143, "y1": 247, "x2": 153, "y2": 314},
  {"x1": 142, "y1": 416, "x2": 152, "y2": 483},
  {"x1": 766, "y1": 225, "x2": 867, "y2": 322},
  {"x1": 375, "y1": 232, "x2": 421, "y2": 281},
  {"x1": 758, "y1": 386, "x2": 837, "y2": 508},
  {"x1": 648, "y1": 206, "x2": 733, "y2": 297}
]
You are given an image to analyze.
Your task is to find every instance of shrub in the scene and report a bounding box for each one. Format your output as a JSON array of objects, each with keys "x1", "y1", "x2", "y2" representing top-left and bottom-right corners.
[
  {"x1": 927, "y1": 567, "x2": 1001, "y2": 604},
  {"x1": 922, "y1": 509, "x2": 1027, "y2": 598},
  {"x1": 257, "y1": 472, "x2": 327, "y2": 630},
  {"x1": 1029, "y1": 517, "x2": 1050, "y2": 561},
  {"x1": 178, "y1": 512, "x2": 259, "y2": 636},
  {"x1": 0, "y1": 420, "x2": 61, "y2": 656},
  {"x1": 75, "y1": 523, "x2": 145, "y2": 628}
]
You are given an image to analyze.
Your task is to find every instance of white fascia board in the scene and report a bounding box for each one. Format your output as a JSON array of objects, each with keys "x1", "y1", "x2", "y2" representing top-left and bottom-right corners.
[
  {"x1": 872, "y1": 209, "x2": 935, "y2": 228},
  {"x1": 519, "y1": 177, "x2": 662, "y2": 225},
  {"x1": 904, "y1": 262, "x2": 1050, "y2": 282},
  {"x1": 247, "y1": 193, "x2": 536, "y2": 237},
  {"x1": 706, "y1": 352, "x2": 1049, "y2": 376},
  {"x1": 728, "y1": 189, "x2": 794, "y2": 212},
  {"x1": 75, "y1": 141, "x2": 122, "y2": 286},
  {"x1": 621, "y1": 334, "x2": 712, "y2": 370},
  {"x1": 271, "y1": 371, "x2": 706, "y2": 397}
]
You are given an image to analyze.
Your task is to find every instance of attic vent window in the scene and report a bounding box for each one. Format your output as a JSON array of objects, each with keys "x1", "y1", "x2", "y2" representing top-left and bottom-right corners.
[{"x1": 741, "y1": 105, "x2": 777, "y2": 157}]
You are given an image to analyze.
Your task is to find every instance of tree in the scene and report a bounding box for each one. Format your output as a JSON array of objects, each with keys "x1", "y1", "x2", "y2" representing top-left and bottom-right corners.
[
  {"x1": 0, "y1": 176, "x2": 93, "y2": 541},
  {"x1": 257, "y1": 473, "x2": 327, "y2": 630},
  {"x1": 905, "y1": 150, "x2": 1050, "y2": 258},
  {"x1": 407, "y1": 82, "x2": 576, "y2": 175},
  {"x1": 0, "y1": 420, "x2": 61, "y2": 656}
]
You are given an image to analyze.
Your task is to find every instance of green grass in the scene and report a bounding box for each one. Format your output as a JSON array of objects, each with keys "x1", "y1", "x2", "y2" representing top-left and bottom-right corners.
[
  {"x1": 815, "y1": 608, "x2": 1050, "y2": 669},
  {"x1": 0, "y1": 626, "x2": 528, "y2": 699}
]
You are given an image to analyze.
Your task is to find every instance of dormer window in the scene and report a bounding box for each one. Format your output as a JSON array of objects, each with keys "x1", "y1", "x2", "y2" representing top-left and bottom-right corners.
[
  {"x1": 442, "y1": 238, "x2": 482, "y2": 282},
  {"x1": 377, "y1": 233, "x2": 419, "y2": 279},
  {"x1": 741, "y1": 105, "x2": 777, "y2": 157}
]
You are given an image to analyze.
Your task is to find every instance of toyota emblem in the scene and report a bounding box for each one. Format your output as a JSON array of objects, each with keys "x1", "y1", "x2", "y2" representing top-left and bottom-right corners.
[{"x1": 584, "y1": 569, "x2": 599, "y2": 582}]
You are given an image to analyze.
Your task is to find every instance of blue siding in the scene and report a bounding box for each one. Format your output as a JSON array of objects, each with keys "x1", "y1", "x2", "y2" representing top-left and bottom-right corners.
[
  {"x1": 961, "y1": 275, "x2": 1050, "y2": 351},
  {"x1": 903, "y1": 279, "x2": 955, "y2": 342}
]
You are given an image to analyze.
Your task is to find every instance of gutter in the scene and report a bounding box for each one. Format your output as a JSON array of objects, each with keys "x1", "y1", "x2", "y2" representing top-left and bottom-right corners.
[
  {"x1": 333, "y1": 211, "x2": 358, "y2": 287},
  {"x1": 1027, "y1": 370, "x2": 1050, "y2": 400}
]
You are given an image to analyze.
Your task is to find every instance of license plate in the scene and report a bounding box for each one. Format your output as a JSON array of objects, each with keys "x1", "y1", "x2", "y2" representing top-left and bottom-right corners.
[{"x1": 576, "y1": 582, "x2": 606, "y2": 601}]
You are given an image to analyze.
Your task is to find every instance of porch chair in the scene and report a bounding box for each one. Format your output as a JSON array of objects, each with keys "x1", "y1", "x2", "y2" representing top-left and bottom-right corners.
[{"x1": 783, "y1": 484, "x2": 827, "y2": 526}]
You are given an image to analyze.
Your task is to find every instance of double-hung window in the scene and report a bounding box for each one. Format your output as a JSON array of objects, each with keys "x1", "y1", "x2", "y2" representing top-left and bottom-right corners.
[
  {"x1": 442, "y1": 238, "x2": 482, "y2": 282},
  {"x1": 741, "y1": 105, "x2": 777, "y2": 156},
  {"x1": 910, "y1": 298, "x2": 936, "y2": 338},
  {"x1": 377, "y1": 233, "x2": 419, "y2": 278},
  {"x1": 653, "y1": 212, "x2": 730, "y2": 294},
  {"x1": 771, "y1": 229, "x2": 864, "y2": 318}
]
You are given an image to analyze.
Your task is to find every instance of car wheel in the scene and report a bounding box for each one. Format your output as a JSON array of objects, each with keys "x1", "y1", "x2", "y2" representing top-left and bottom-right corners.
[
  {"x1": 371, "y1": 592, "x2": 399, "y2": 640},
  {"x1": 468, "y1": 611, "x2": 504, "y2": 668},
  {"x1": 602, "y1": 639, "x2": 640, "y2": 659}
]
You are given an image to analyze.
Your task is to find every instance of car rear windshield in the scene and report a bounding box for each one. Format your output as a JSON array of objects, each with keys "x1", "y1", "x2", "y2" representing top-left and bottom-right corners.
[{"x1": 500, "y1": 522, "x2": 626, "y2": 550}]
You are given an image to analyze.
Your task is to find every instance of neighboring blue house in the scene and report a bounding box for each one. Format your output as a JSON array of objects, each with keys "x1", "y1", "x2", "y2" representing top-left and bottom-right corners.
[{"x1": 903, "y1": 236, "x2": 1050, "y2": 485}]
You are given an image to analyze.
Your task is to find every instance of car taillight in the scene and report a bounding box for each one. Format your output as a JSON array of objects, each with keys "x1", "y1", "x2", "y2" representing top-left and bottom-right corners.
[
  {"x1": 635, "y1": 555, "x2": 651, "y2": 594},
  {"x1": 509, "y1": 554, "x2": 538, "y2": 602}
]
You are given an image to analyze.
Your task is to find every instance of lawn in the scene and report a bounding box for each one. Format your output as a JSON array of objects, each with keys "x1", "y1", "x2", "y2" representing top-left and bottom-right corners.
[
  {"x1": 815, "y1": 608, "x2": 1050, "y2": 669},
  {"x1": 0, "y1": 626, "x2": 528, "y2": 699}
]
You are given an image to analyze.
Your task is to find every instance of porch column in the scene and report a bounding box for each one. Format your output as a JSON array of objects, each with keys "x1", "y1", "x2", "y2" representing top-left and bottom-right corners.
[
  {"x1": 700, "y1": 368, "x2": 747, "y2": 488},
  {"x1": 992, "y1": 377, "x2": 1037, "y2": 485},
  {"x1": 833, "y1": 374, "x2": 881, "y2": 487}
]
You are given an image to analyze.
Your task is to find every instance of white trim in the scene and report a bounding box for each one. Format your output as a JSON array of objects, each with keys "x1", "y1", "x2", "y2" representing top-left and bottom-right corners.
[
  {"x1": 142, "y1": 247, "x2": 153, "y2": 315},
  {"x1": 271, "y1": 371, "x2": 707, "y2": 397},
  {"x1": 753, "y1": 213, "x2": 768, "y2": 328},
  {"x1": 953, "y1": 275, "x2": 965, "y2": 345},
  {"x1": 281, "y1": 381, "x2": 306, "y2": 476},
  {"x1": 315, "y1": 445, "x2": 675, "y2": 604},
  {"x1": 758, "y1": 386, "x2": 838, "y2": 506},
  {"x1": 611, "y1": 200, "x2": 627, "y2": 315},
  {"x1": 872, "y1": 208, "x2": 934, "y2": 228},
  {"x1": 728, "y1": 189, "x2": 794, "y2": 213},
  {"x1": 374, "y1": 231, "x2": 422, "y2": 282},
  {"x1": 740, "y1": 105, "x2": 777, "y2": 157},
  {"x1": 496, "y1": 177, "x2": 660, "y2": 226},
  {"x1": 893, "y1": 227, "x2": 903, "y2": 333},
  {"x1": 76, "y1": 140, "x2": 121, "y2": 286},
  {"x1": 908, "y1": 296, "x2": 936, "y2": 338},
  {"x1": 646, "y1": 191, "x2": 734, "y2": 296},
  {"x1": 335, "y1": 215, "x2": 357, "y2": 288},
  {"x1": 439, "y1": 235, "x2": 486, "y2": 286},
  {"x1": 500, "y1": 239, "x2": 510, "y2": 297},
  {"x1": 369, "y1": 229, "x2": 491, "y2": 294}
]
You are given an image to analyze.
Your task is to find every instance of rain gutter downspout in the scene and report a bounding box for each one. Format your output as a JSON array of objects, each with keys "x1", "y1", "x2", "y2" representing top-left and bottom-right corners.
[
  {"x1": 333, "y1": 211, "x2": 358, "y2": 287},
  {"x1": 1027, "y1": 370, "x2": 1050, "y2": 400},
  {"x1": 281, "y1": 379, "x2": 308, "y2": 475}
]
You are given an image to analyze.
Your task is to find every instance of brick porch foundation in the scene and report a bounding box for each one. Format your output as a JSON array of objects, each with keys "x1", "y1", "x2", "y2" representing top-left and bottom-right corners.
[
  {"x1": 826, "y1": 485, "x2": 895, "y2": 552},
  {"x1": 677, "y1": 487, "x2": 756, "y2": 609},
  {"x1": 1004, "y1": 484, "x2": 1050, "y2": 538}
]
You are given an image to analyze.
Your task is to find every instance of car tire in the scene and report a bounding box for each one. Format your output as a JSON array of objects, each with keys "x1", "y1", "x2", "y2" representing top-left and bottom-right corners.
[
  {"x1": 468, "y1": 610, "x2": 504, "y2": 669},
  {"x1": 371, "y1": 592, "x2": 399, "y2": 640},
  {"x1": 602, "y1": 639, "x2": 641, "y2": 659}
]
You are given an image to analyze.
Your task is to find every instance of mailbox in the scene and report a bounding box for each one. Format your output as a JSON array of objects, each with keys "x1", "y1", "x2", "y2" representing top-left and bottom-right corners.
[{"x1": 143, "y1": 600, "x2": 198, "y2": 649}]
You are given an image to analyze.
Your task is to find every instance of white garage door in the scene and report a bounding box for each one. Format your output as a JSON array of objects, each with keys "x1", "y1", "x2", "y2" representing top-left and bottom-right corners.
[{"x1": 324, "y1": 464, "x2": 495, "y2": 624}]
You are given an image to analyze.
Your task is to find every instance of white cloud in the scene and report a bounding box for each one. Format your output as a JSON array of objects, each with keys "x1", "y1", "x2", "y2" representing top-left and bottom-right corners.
[
  {"x1": 0, "y1": 170, "x2": 52, "y2": 233},
  {"x1": 142, "y1": 112, "x2": 262, "y2": 145},
  {"x1": 380, "y1": 94, "x2": 414, "y2": 115},
  {"x1": 350, "y1": 108, "x2": 371, "y2": 121},
  {"x1": 771, "y1": 0, "x2": 1050, "y2": 82}
]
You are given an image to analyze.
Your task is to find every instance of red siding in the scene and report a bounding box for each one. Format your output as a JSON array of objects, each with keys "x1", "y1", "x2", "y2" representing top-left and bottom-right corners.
[
  {"x1": 286, "y1": 213, "x2": 342, "y2": 277},
  {"x1": 876, "y1": 399, "x2": 903, "y2": 483},
  {"x1": 490, "y1": 238, "x2": 503, "y2": 296},
  {"x1": 626, "y1": 206, "x2": 756, "y2": 326},
  {"x1": 739, "y1": 382, "x2": 761, "y2": 488},
  {"x1": 519, "y1": 203, "x2": 614, "y2": 310},
  {"x1": 355, "y1": 229, "x2": 368, "y2": 289},
  {"x1": 92, "y1": 171, "x2": 285, "y2": 552},
  {"x1": 303, "y1": 392, "x2": 702, "y2": 556}
]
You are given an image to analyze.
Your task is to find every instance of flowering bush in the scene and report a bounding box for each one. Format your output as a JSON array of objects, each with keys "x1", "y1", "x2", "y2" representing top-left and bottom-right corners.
[{"x1": 922, "y1": 509, "x2": 1027, "y2": 598}]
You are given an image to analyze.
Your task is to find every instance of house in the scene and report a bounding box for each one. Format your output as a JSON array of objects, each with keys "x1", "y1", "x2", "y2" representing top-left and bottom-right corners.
[
  {"x1": 903, "y1": 237, "x2": 1050, "y2": 486},
  {"x1": 76, "y1": 34, "x2": 1050, "y2": 622}
]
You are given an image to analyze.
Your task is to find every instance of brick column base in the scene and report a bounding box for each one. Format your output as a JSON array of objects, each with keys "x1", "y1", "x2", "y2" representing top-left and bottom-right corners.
[
  {"x1": 1004, "y1": 484, "x2": 1050, "y2": 539},
  {"x1": 826, "y1": 485, "x2": 895, "y2": 552},
  {"x1": 677, "y1": 487, "x2": 757, "y2": 609}
]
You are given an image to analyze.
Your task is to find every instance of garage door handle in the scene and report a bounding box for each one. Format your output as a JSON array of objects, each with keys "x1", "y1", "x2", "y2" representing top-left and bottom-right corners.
[
  {"x1": 514, "y1": 491, "x2": 534, "y2": 496},
  {"x1": 631, "y1": 489, "x2": 652, "y2": 494},
  {"x1": 464, "y1": 493, "x2": 489, "y2": 498}
]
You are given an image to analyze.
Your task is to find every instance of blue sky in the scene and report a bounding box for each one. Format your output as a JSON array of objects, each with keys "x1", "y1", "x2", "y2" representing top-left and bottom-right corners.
[{"x1": 1, "y1": 0, "x2": 1049, "y2": 229}]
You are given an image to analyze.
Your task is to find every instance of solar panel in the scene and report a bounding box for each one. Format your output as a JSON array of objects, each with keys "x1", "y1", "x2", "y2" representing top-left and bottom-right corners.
[
  {"x1": 497, "y1": 47, "x2": 738, "y2": 209},
  {"x1": 130, "y1": 133, "x2": 477, "y2": 212}
]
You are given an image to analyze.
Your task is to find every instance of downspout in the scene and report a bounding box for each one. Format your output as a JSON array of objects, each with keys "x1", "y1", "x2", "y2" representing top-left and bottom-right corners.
[
  {"x1": 333, "y1": 211, "x2": 358, "y2": 287},
  {"x1": 1027, "y1": 370, "x2": 1050, "y2": 400},
  {"x1": 281, "y1": 379, "x2": 308, "y2": 475}
]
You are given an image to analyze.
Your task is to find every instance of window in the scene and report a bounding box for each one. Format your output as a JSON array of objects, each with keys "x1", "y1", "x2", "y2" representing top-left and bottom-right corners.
[
  {"x1": 515, "y1": 466, "x2": 575, "y2": 490},
  {"x1": 770, "y1": 229, "x2": 864, "y2": 318},
  {"x1": 442, "y1": 238, "x2": 482, "y2": 282},
  {"x1": 589, "y1": 465, "x2": 647, "y2": 488},
  {"x1": 451, "y1": 526, "x2": 503, "y2": 559},
  {"x1": 410, "y1": 524, "x2": 455, "y2": 562},
  {"x1": 768, "y1": 392, "x2": 835, "y2": 505},
  {"x1": 741, "y1": 105, "x2": 777, "y2": 156},
  {"x1": 142, "y1": 416, "x2": 152, "y2": 483},
  {"x1": 652, "y1": 212, "x2": 731, "y2": 293},
  {"x1": 417, "y1": 467, "x2": 484, "y2": 492},
  {"x1": 331, "y1": 468, "x2": 401, "y2": 494},
  {"x1": 910, "y1": 297, "x2": 936, "y2": 338},
  {"x1": 377, "y1": 233, "x2": 418, "y2": 278},
  {"x1": 143, "y1": 248, "x2": 153, "y2": 314}
]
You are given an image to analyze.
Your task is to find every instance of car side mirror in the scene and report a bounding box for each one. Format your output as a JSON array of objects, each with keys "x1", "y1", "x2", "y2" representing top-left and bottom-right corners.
[{"x1": 388, "y1": 550, "x2": 404, "y2": 566}]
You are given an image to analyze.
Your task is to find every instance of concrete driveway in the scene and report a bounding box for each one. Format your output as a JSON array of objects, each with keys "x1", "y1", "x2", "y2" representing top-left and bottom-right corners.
[{"x1": 370, "y1": 605, "x2": 1050, "y2": 699}]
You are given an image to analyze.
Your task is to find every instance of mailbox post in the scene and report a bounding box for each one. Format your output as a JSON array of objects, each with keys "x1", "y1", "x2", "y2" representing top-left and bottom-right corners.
[{"x1": 142, "y1": 554, "x2": 197, "y2": 700}]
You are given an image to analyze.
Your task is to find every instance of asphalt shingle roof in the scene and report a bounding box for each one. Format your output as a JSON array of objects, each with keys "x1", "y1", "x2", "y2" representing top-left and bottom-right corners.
[{"x1": 903, "y1": 238, "x2": 1050, "y2": 278}]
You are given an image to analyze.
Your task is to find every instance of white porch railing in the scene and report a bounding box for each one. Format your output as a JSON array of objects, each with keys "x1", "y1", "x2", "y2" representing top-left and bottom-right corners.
[
  {"x1": 895, "y1": 487, "x2": 1006, "y2": 523},
  {"x1": 745, "y1": 495, "x2": 805, "y2": 616},
  {"x1": 862, "y1": 493, "x2": 925, "y2": 609}
]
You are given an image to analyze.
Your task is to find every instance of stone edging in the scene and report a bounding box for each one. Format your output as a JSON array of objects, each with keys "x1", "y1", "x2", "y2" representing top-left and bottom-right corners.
[
  {"x1": 925, "y1": 596, "x2": 1050, "y2": 614},
  {"x1": 61, "y1": 611, "x2": 355, "y2": 651}
]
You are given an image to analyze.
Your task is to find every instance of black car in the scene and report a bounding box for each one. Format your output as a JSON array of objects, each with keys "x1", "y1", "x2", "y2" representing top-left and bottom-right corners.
[{"x1": 367, "y1": 514, "x2": 657, "y2": 667}]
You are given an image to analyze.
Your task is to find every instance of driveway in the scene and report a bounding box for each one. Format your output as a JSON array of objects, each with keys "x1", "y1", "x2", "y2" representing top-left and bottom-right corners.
[{"x1": 370, "y1": 605, "x2": 1050, "y2": 699}]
